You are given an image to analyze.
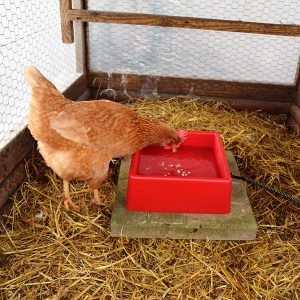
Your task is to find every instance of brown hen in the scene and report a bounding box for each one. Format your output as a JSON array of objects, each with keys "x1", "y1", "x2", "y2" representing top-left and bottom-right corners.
[{"x1": 25, "y1": 66, "x2": 181, "y2": 210}]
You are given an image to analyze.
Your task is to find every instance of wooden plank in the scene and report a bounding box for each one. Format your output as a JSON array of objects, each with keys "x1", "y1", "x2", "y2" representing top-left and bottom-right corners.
[
  {"x1": 221, "y1": 98, "x2": 290, "y2": 114},
  {"x1": 0, "y1": 195, "x2": 13, "y2": 222},
  {"x1": 73, "y1": 0, "x2": 87, "y2": 73},
  {"x1": 90, "y1": 87, "x2": 290, "y2": 114},
  {"x1": 0, "y1": 128, "x2": 34, "y2": 185},
  {"x1": 0, "y1": 161, "x2": 26, "y2": 208},
  {"x1": 89, "y1": 72, "x2": 294, "y2": 103},
  {"x1": 290, "y1": 103, "x2": 300, "y2": 125},
  {"x1": 288, "y1": 56, "x2": 300, "y2": 128},
  {"x1": 296, "y1": 85, "x2": 300, "y2": 108},
  {"x1": 78, "y1": 88, "x2": 91, "y2": 100},
  {"x1": 59, "y1": 0, "x2": 74, "y2": 43},
  {"x1": 287, "y1": 116, "x2": 300, "y2": 134},
  {"x1": 68, "y1": 10, "x2": 300, "y2": 36},
  {"x1": 294, "y1": 57, "x2": 300, "y2": 106},
  {"x1": 288, "y1": 116, "x2": 298, "y2": 127},
  {"x1": 63, "y1": 74, "x2": 87, "y2": 100}
]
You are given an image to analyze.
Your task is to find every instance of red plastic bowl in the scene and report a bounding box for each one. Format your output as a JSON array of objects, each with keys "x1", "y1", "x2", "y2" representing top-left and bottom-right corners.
[{"x1": 126, "y1": 130, "x2": 232, "y2": 214}]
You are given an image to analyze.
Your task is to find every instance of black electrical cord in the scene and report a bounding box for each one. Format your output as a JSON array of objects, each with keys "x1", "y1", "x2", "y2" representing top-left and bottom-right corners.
[{"x1": 231, "y1": 173, "x2": 300, "y2": 206}]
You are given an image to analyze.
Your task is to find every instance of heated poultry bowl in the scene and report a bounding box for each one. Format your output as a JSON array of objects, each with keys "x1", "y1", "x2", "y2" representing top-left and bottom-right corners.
[{"x1": 126, "y1": 130, "x2": 232, "y2": 214}]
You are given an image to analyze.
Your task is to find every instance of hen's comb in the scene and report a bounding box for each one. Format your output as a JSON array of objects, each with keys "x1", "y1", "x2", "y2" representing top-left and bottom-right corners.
[{"x1": 177, "y1": 130, "x2": 188, "y2": 142}]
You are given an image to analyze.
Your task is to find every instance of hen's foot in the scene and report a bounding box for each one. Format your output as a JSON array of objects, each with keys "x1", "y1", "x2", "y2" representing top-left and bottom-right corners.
[
  {"x1": 92, "y1": 189, "x2": 105, "y2": 206},
  {"x1": 62, "y1": 179, "x2": 80, "y2": 211},
  {"x1": 63, "y1": 196, "x2": 80, "y2": 211}
]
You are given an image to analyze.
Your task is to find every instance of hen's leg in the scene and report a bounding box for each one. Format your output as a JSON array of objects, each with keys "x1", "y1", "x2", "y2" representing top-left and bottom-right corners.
[
  {"x1": 93, "y1": 189, "x2": 103, "y2": 205},
  {"x1": 87, "y1": 168, "x2": 109, "y2": 206},
  {"x1": 63, "y1": 180, "x2": 80, "y2": 211}
]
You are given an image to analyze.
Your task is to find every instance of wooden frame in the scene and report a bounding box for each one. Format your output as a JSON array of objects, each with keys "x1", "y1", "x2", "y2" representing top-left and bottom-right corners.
[
  {"x1": 59, "y1": 0, "x2": 74, "y2": 43},
  {"x1": 59, "y1": 0, "x2": 300, "y2": 43},
  {"x1": 59, "y1": 0, "x2": 300, "y2": 120},
  {"x1": 89, "y1": 72, "x2": 294, "y2": 102},
  {"x1": 89, "y1": 72, "x2": 295, "y2": 113}
]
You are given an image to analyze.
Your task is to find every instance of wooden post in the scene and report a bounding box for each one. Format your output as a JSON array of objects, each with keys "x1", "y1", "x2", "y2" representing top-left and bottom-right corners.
[
  {"x1": 59, "y1": 0, "x2": 74, "y2": 43},
  {"x1": 290, "y1": 104, "x2": 300, "y2": 125},
  {"x1": 73, "y1": 0, "x2": 87, "y2": 73},
  {"x1": 294, "y1": 58, "x2": 300, "y2": 108},
  {"x1": 288, "y1": 57, "x2": 300, "y2": 132}
]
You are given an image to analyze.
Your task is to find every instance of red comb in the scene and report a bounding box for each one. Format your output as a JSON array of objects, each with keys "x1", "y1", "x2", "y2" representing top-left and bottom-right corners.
[
  {"x1": 163, "y1": 130, "x2": 188, "y2": 151},
  {"x1": 177, "y1": 130, "x2": 188, "y2": 142}
]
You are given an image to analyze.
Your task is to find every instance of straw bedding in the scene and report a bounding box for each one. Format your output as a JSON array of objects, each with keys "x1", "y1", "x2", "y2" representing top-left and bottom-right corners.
[{"x1": 0, "y1": 98, "x2": 299, "y2": 299}]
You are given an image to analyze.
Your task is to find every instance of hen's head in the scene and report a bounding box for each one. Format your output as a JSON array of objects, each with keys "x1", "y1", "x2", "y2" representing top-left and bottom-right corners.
[
  {"x1": 162, "y1": 130, "x2": 187, "y2": 152},
  {"x1": 142, "y1": 118, "x2": 187, "y2": 152}
]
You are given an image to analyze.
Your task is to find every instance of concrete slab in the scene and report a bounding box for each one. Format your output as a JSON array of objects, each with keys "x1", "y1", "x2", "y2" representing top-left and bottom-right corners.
[{"x1": 111, "y1": 151, "x2": 258, "y2": 240}]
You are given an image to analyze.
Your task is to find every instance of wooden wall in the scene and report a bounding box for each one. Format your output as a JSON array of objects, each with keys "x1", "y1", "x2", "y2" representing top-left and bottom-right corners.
[{"x1": 88, "y1": 72, "x2": 295, "y2": 114}]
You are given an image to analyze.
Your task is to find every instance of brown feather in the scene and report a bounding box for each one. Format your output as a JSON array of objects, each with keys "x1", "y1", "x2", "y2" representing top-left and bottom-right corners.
[{"x1": 25, "y1": 66, "x2": 179, "y2": 189}]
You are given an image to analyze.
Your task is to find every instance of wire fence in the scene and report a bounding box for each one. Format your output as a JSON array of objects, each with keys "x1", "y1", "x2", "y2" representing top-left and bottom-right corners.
[
  {"x1": 87, "y1": 0, "x2": 300, "y2": 84},
  {"x1": 87, "y1": 0, "x2": 300, "y2": 24},
  {"x1": 1, "y1": 0, "x2": 300, "y2": 149},
  {"x1": 0, "y1": 0, "x2": 80, "y2": 150}
]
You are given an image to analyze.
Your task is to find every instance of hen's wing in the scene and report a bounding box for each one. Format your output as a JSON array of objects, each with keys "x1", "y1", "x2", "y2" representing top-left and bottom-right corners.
[{"x1": 49, "y1": 100, "x2": 139, "y2": 149}]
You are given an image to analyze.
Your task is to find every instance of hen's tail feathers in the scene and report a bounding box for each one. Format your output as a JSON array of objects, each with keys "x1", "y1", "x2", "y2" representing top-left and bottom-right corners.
[{"x1": 24, "y1": 65, "x2": 58, "y2": 90}]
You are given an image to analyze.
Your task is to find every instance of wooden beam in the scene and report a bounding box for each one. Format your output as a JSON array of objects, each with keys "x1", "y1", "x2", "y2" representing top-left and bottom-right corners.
[
  {"x1": 296, "y1": 86, "x2": 300, "y2": 107},
  {"x1": 287, "y1": 116, "x2": 300, "y2": 135},
  {"x1": 288, "y1": 56, "x2": 300, "y2": 128},
  {"x1": 294, "y1": 57, "x2": 300, "y2": 106},
  {"x1": 221, "y1": 98, "x2": 290, "y2": 114},
  {"x1": 0, "y1": 161, "x2": 26, "y2": 208},
  {"x1": 290, "y1": 103, "x2": 300, "y2": 125},
  {"x1": 89, "y1": 72, "x2": 294, "y2": 103},
  {"x1": 0, "y1": 128, "x2": 34, "y2": 185},
  {"x1": 288, "y1": 116, "x2": 299, "y2": 127},
  {"x1": 68, "y1": 10, "x2": 300, "y2": 36},
  {"x1": 90, "y1": 88, "x2": 290, "y2": 114},
  {"x1": 59, "y1": 0, "x2": 74, "y2": 43},
  {"x1": 63, "y1": 74, "x2": 87, "y2": 100}
]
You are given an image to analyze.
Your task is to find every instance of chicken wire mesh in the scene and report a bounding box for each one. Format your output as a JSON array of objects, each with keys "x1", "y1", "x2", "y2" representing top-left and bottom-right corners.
[
  {"x1": 1, "y1": 1, "x2": 300, "y2": 151},
  {"x1": 87, "y1": 0, "x2": 300, "y2": 86},
  {"x1": 88, "y1": 24, "x2": 300, "y2": 84},
  {"x1": 0, "y1": 0, "x2": 80, "y2": 150}
]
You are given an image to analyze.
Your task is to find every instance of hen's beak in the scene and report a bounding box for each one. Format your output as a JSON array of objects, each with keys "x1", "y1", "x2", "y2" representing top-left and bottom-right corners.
[{"x1": 172, "y1": 145, "x2": 177, "y2": 153}]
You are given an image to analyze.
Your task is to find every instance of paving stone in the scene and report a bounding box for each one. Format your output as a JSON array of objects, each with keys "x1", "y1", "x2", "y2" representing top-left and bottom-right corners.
[{"x1": 111, "y1": 151, "x2": 258, "y2": 240}]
